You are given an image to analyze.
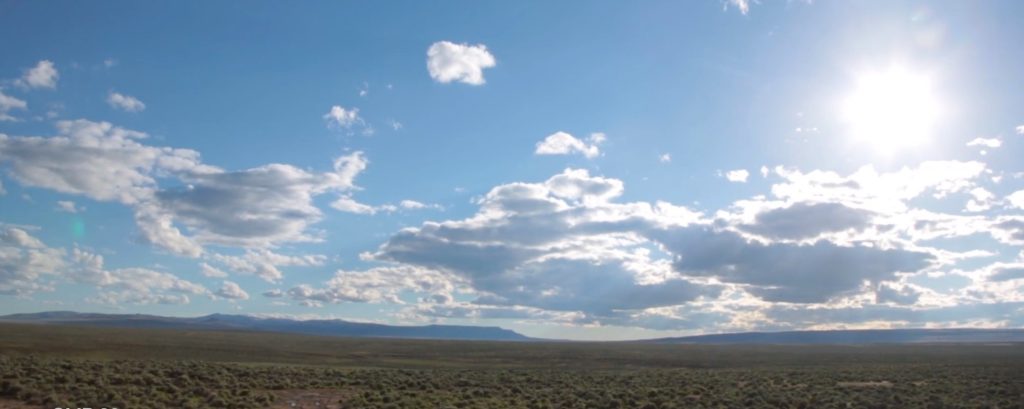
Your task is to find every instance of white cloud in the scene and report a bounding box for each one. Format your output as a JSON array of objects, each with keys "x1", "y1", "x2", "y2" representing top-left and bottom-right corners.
[
  {"x1": 209, "y1": 249, "x2": 325, "y2": 283},
  {"x1": 426, "y1": 41, "x2": 496, "y2": 85},
  {"x1": 724, "y1": 169, "x2": 750, "y2": 183},
  {"x1": 107, "y1": 91, "x2": 146, "y2": 112},
  {"x1": 534, "y1": 132, "x2": 604, "y2": 159},
  {"x1": 0, "y1": 89, "x2": 28, "y2": 121},
  {"x1": 16, "y1": 60, "x2": 59, "y2": 89},
  {"x1": 659, "y1": 153, "x2": 671, "y2": 163},
  {"x1": 0, "y1": 120, "x2": 375, "y2": 265},
  {"x1": 965, "y1": 187, "x2": 995, "y2": 212},
  {"x1": 199, "y1": 262, "x2": 228, "y2": 278},
  {"x1": 0, "y1": 119, "x2": 211, "y2": 205},
  {"x1": 1006, "y1": 190, "x2": 1024, "y2": 210},
  {"x1": 215, "y1": 280, "x2": 250, "y2": 300},
  {"x1": 323, "y1": 105, "x2": 363, "y2": 130},
  {"x1": 1016, "y1": 125, "x2": 1024, "y2": 135},
  {"x1": 287, "y1": 265, "x2": 456, "y2": 305},
  {"x1": 725, "y1": 0, "x2": 753, "y2": 15},
  {"x1": 330, "y1": 195, "x2": 379, "y2": 215},
  {"x1": 0, "y1": 231, "x2": 207, "y2": 304},
  {"x1": 760, "y1": 166, "x2": 769, "y2": 178},
  {"x1": 0, "y1": 227, "x2": 64, "y2": 296},
  {"x1": 55, "y1": 200, "x2": 80, "y2": 213},
  {"x1": 340, "y1": 160, "x2": 1024, "y2": 330},
  {"x1": 399, "y1": 200, "x2": 441, "y2": 210},
  {"x1": 966, "y1": 137, "x2": 1002, "y2": 149}
]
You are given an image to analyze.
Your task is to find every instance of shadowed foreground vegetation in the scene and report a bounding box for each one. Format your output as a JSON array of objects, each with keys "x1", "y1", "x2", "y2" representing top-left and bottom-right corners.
[{"x1": 1, "y1": 323, "x2": 1022, "y2": 408}]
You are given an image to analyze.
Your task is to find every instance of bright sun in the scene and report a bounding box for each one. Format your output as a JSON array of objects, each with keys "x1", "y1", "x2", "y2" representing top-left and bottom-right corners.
[{"x1": 842, "y1": 66, "x2": 940, "y2": 154}]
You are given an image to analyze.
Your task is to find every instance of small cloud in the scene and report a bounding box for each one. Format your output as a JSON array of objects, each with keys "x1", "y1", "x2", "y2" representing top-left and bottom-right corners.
[
  {"x1": 1016, "y1": 125, "x2": 1024, "y2": 135},
  {"x1": 216, "y1": 280, "x2": 250, "y2": 300},
  {"x1": 724, "y1": 169, "x2": 750, "y2": 183},
  {"x1": 199, "y1": 262, "x2": 229, "y2": 278},
  {"x1": 103, "y1": 58, "x2": 118, "y2": 69},
  {"x1": 659, "y1": 153, "x2": 672, "y2": 163},
  {"x1": 724, "y1": 0, "x2": 754, "y2": 15},
  {"x1": 535, "y1": 131, "x2": 604, "y2": 159},
  {"x1": 426, "y1": 41, "x2": 496, "y2": 85},
  {"x1": 760, "y1": 165, "x2": 769, "y2": 178},
  {"x1": 262, "y1": 289, "x2": 284, "y2": 298},
  {"x1": 55, "y1": 200, "x2": 81, "y2": 213},
  {"x1": 323, "y1": 105, "x2": 364, "y2": 131},
  {"x1": 390, "y1": 119, "x2": 403, "y2": 131},
  {"x1": 965, "y1": 187, "x2": 995, "y2": 212},
  {"x1": 107, "y1": 91, "x2": 146, "y2": 112},
  {"x1": 330, "y1": 195, "x2": 379, "y2": 215},
  {"x1": 0, "y1": 90, "x2": 28, "y2": 121},
  {"x1": 966, "y1": 137, "x2": 1002, "y2": 149},
  {"x1": 358, "y1": 82, "x2": 369, "y2": 97},
  {"x1": 16, "y1": 60, "x2": 59, "y2": 89},
  {"x1": 1007, "y1": 190, "x2": 1024, "y2": 210},
  {"x1": 400, "y1": 200, "x2": 442, "y2": 211}
]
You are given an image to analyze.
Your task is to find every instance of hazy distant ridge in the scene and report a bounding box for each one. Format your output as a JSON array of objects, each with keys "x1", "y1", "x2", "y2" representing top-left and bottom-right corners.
[
  {"x1": 4, "y1": 311, "x2": 1023, "y2": 343},
  {"x1": 0, "y1": 311, "x2": 531, "y2": 341},
  {"x1": 646, "y1": 328, "x2": 1024, "y2": 344}
]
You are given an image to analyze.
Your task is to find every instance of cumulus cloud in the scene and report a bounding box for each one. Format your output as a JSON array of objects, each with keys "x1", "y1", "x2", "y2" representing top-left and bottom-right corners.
[
  {"x1": 740, "y1": 202, "x2": 873, "y2": 240},
  {"x1": 659, "y1": 153, "x2": 671, "y2": 163},
  {"x1": 1, "y1": 229, "x2": 207, "y2": 304},
  {"x1": 1006, "y1": 190, "x2": 1024, "y2": 210},
  {"x1": 107, "y1": 91, "x2": 146, "y2": 112},
  {"x1": 0, "y1": 90, "x2": 28, "y2": 121},
  {"x1": 0, "y1": 227, "x2": 64, "y2": 296},
  {"x1": 16, "y1": 60, "x2": 59, "y2": 89},
  {"x1": 0, "y1": 120, "x2": 374, "y2": 266},
  {"x1": 874, "y1": 283, "x2": 922, "y2": 305},
  {"x1": 724, "y1": 169, "x2": 749, "y2": 183},
  {"x1": 287, "y1": 265, "x2": 456, "y2": 306},
  {"x1": 426, "y1": 41, "x2": 496, "y2": 85},
  {"x1": 215, "y1": 280, "x2": 250, "y2": 300},
  {"x1": 71, "y1": 248, "x2": 209, "y2": 305},
  {"x1": 965, "y1": 187, "x2": 995, "y2": 212},
  {"x1": 209, "y1": 249, "x2": 325, "y2": 283},
  {"x1": 141, "y1": 150, "x2": 369, "y2": 253},
  {"x1": 654, "y1": 226, "x2": 931, "y2": 303},
  {"x1": 328, "y1": 158, "x2": 1019, "y2": 330},
  {"x1": 534, "y1": 132, "x2": 604, "y2": 159},
  {"x1": 0, "y1": 119, "x2": 210, "y2": 204}
]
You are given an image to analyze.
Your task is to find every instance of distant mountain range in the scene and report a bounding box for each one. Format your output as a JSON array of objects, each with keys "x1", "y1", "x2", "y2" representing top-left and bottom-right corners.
[
  {"x1": 646, "y1": 328, "x2": 1024, "y2": 344},
  {"x1": 0, "y1": 311, "x2": 532, "y2": 342},
  {"x1": 3, "y1": 311, "x2": 1023, "y2": 344}
]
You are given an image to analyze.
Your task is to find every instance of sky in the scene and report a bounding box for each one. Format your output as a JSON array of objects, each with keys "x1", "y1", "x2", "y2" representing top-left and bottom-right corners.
[{"x1": 1, "y1": 1, "x2": 1023, "y2": 341}]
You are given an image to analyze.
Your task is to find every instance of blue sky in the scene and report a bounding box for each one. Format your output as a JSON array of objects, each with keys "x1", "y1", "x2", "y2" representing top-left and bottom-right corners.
[{"x1": 1, "y1": 0, "x2": 1023, "y2": 340}]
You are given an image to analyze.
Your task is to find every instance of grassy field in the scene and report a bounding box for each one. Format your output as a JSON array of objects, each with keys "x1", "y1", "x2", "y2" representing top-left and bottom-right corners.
[{"x1": 1, "y1": 323, "x2": 1023, "y2": 408}]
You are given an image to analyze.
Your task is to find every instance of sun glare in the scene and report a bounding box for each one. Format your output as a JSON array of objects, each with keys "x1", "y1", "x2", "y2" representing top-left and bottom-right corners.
[{"x1": 842, "y1": 66, "x2": 940, "y2": 154}]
